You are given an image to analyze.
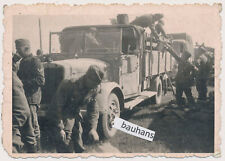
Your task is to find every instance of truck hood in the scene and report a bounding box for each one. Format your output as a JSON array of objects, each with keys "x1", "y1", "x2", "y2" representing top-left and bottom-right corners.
[{"x1": 45, "y1": 58, "x2": 108, "y2": 79}]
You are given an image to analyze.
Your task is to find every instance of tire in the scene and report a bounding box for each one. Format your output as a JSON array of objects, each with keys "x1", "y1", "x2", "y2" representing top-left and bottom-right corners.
[
  {"x1": 151, "y1": 77, "x2": 162, "y2": 105},
  {"x1": 100, "y1": 93, "x2": 120, "y2": 139}
]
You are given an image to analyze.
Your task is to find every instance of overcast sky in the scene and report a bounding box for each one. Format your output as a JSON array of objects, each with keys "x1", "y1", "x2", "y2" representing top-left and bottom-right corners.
[{"x1": 12, "y1": 5, "x2": 220, "y2": 55}]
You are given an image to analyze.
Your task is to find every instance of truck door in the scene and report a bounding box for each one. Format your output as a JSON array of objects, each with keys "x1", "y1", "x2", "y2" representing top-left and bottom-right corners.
[
  {"x1": 121, "y1": 54, "x2": 139, "y2": 96},
  {"x1": 120, "y1": 27, "x2": 140, "y2": 96}
]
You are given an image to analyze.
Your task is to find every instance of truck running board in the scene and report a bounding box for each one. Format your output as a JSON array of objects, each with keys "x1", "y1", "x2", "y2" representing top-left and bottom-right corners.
[{"x1": 124, "y1": 91, "x2": 157, "y2": 110}]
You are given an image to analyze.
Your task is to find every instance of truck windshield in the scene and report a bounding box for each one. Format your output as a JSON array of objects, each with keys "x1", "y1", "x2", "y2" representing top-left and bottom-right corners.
[
  {"x1": 60, "y1": 31, "x2": 84, "y2": 55},
  {"x1": 60, "y1": 28, "x2": 121, "y2": 55},
  {"x1": 84, "y1": 30, "x2": 121, "y2": 53}
]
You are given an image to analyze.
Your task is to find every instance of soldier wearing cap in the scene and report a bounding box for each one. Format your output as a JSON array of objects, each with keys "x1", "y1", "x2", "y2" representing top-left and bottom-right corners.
[
  {"x1": 195, "y1": 47, "x2": 212, "y2": 101},
  {"x1": 155, "y1": 19, "x2": 167, "y2": 39},
  {"x1": 47, "y1": 65, "x2": 104, "y2": 153},
  {"x1": 16, "y1": 39, "x2": 45, "y2": 152},
  {"x1": 175, "y1": 50, "x2": 195, "y2": 106}
]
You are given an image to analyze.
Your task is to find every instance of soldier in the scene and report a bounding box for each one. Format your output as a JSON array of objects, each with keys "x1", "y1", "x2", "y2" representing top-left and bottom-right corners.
[
  {"x1": 12, "y1": 71, "x2": 36, "y2": 153},
  {"x1": 155, "y1": 19, "x2": 168, "y2": 39},
  {"x1": 47, "y1": 65, "x2": 104, "y2": 153},
  {"x1": 36, "y1": 49, "x2": 46, "y2": 62},
  {"x1": 36, "y1": 49, "x2": 43, "y2": 56},
  {"x1": 175, "y1": 51, "x2": 195, "y2": 106},
  {"x1": 16, "y1": 39, "x2": 45, "y2": 152},
  {"x1": 195, "y1": 49, "x2": 212, "y2": 101}
]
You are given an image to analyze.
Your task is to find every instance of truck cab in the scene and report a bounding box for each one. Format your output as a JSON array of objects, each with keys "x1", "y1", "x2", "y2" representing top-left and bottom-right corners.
[{"x1": 39, "y1": 23, "x2": 174, "y2": 139}]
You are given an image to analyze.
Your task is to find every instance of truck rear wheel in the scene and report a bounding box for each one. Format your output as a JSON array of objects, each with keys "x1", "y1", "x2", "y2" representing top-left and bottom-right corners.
[
  {"x1": 151, "y1": 77, "x2": 162, "y2": 105},
  {"x1": 100, "y1": 93, "x2": 120, "y2": 139}
]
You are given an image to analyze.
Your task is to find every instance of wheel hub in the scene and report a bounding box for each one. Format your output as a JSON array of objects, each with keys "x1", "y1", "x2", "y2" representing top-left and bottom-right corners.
[{"x1": 108, "y1": 101, "x2": 119, "y2": 128}]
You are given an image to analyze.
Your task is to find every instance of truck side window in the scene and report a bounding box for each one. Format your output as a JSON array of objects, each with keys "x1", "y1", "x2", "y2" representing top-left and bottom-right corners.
[{"x1": 122, "y1": 28, "x2": 137, "y2": 54}]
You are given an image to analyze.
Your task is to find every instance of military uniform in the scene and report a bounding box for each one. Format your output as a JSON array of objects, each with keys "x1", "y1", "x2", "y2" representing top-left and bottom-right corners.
[
  {"x1": 12, "y1": 71, "x2": 36, "y2": 153},
  {"x1": 155, "y1": 20, "x2": 167, "y2": 38},
  {"x1": 12, "y1": 53, "x2": 21, "y2": 72},
  {"x1": 175, "y1": 52, "x2": 195, "y2": 105},
  {"x1": 47, "y1": 65, "x2": 104, "y2": 153},
  {"x1": 17, "y1": 54, "x2": 45, "y2": 151},
  {"x1": 195, "y1": 55, "x2": 211, "y2": 101}
]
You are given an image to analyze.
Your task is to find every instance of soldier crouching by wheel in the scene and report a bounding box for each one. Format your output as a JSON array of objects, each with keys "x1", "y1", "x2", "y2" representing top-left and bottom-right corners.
[{"x1": 47, "y1": 65, "x2": 104, "y2": 153}]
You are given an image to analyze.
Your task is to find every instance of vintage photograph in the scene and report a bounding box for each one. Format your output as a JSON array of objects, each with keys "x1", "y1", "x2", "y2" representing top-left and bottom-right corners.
[{"x1": 3, "y1": 4, "x2": 221, "y2": 156}]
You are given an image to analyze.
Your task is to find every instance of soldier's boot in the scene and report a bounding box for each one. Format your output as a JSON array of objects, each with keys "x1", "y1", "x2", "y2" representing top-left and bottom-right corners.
[
  {"x1": 184, "y1": 87, "x2": 195, "y2": 106},
  {"x1": 74, "y1": 133, "x2": 85, "y2": 153},
  {"x1": 12, "y1": 144, "x2": 20, "y2": 153},
  {"x1": 36, "y1": 137, "x2": 41, "y2": 152},
  {"x1": 73, "y1": 123, "x2": 85, "y2": 153},
  {"x1": 86, "y1": 102, "x2": 100, "y2": 143},
  {"x1": 88, "y1": 129, "x2": 99, "y2": 143},
  {"x1": 63, "y1": 134, "x2": 74, "y2": 153},
  {"x1": 13, "y1": 143, "x2": 24, "y2": 153},
  {"x1": 12, "y1": 131, "x2": 24, "y2": 153},
  {"x1": 175, "y1": 86, "x2": 185, "y2": 106},
  {"x1": 25, "y1": 143, "x2": 38, "y2": 153},
  {"x1": 64, "y1": 132, "x2": 72, "y2": 146}
]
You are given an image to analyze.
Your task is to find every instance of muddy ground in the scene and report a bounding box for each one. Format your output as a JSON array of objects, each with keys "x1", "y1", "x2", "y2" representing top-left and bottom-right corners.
[
  {"x1": 110, "y1": 92, "x2": 214, "y2": 153},
  {"x1": 40, "y1": 87, "x2": 214, "y2": 153}
]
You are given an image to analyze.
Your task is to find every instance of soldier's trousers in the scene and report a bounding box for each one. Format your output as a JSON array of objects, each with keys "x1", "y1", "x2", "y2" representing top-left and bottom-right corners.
[
  {"x1": 176, "y1": 84, "x2": 195, "y2": 105},
  {"x1": 196, "y1": 79, "x2": 207, "y2": 101},
  {"x1": 12, "y1": 117, "x2": 37, "y2": 153},
  {"x1": 12, "y1": 105, "x2": 36, "y2": 153},
  {"x1": 29, "y1": 105, "x2": 40, "y2": 147},
  {"x1": 86, "y1": 103, "x2": 99, "y2": 131},
  {"x1": 12, "y1": 128, "x2": 24, "y2": 153}
]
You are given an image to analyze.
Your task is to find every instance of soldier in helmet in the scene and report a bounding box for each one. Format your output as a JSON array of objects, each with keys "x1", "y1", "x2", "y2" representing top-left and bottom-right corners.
[
  {"x1": 16, "y1": 39, "x2": 45, "y2": 152},
  {"x1": 47, "y1": 65, "x2": 104, "y2": 153},
  {"x1": 175, "y1": 50, "x2": 195, "y2": 106}
]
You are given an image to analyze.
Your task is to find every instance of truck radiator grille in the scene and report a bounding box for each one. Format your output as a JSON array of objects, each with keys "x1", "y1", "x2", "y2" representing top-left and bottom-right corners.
[{"x1": 41, "y1": 66, "x2": 64, "y2": 104}]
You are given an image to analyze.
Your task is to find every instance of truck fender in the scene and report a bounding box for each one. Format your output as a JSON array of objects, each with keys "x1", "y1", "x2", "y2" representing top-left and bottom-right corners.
[{"x1": 95, "y1": 82, "x2": 124, "y2": 114}]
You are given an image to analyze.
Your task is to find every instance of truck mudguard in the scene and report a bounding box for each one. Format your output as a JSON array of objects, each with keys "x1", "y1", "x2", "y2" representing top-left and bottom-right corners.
[{"x1": 95, "y1": 82, "x2": 124, "y2": 114}]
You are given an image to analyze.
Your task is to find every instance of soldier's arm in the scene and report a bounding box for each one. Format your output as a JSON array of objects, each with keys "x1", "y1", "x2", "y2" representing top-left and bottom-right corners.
[
  {"x1": 50, "y1": 80, "x2": 70, "y2": 131},
  {"x1": 12, "y1": 73, "x2": 31, "y2": 132},
  {"x1": 17, "y1": 64, "x2": 22, "y2": 80},
  {"x1": 149, "y1": 24, "x2": 159, "y2": 41}
]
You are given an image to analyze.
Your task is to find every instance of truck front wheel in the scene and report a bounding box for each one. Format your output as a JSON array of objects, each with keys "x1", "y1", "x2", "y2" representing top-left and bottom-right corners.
[{"x1": 100, "y1": 93, "x2": 120, "y2": 139}]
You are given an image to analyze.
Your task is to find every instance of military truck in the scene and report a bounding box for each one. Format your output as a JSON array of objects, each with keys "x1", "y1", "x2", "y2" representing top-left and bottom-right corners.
[
  {"x1": 39, "y1": 16, "x2": 176, "y2": 139},
  {"x1": 194, "y1": 43, "x2": 214, "y2": 62},
  {"x1": 168, "y1": 33, "x2": 194, "y2": 59},
  {"x1": 166, "y1": 33, "x2": 194, "y2": 79}
]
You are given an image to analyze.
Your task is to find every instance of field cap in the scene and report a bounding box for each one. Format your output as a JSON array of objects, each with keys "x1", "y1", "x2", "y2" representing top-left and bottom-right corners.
[
  {"x1": 86, "y1": 65, "x2": 104, "y2": 84},
  {"x1": 15, "y1": 39, "x2": 30, "y2": 48}
]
